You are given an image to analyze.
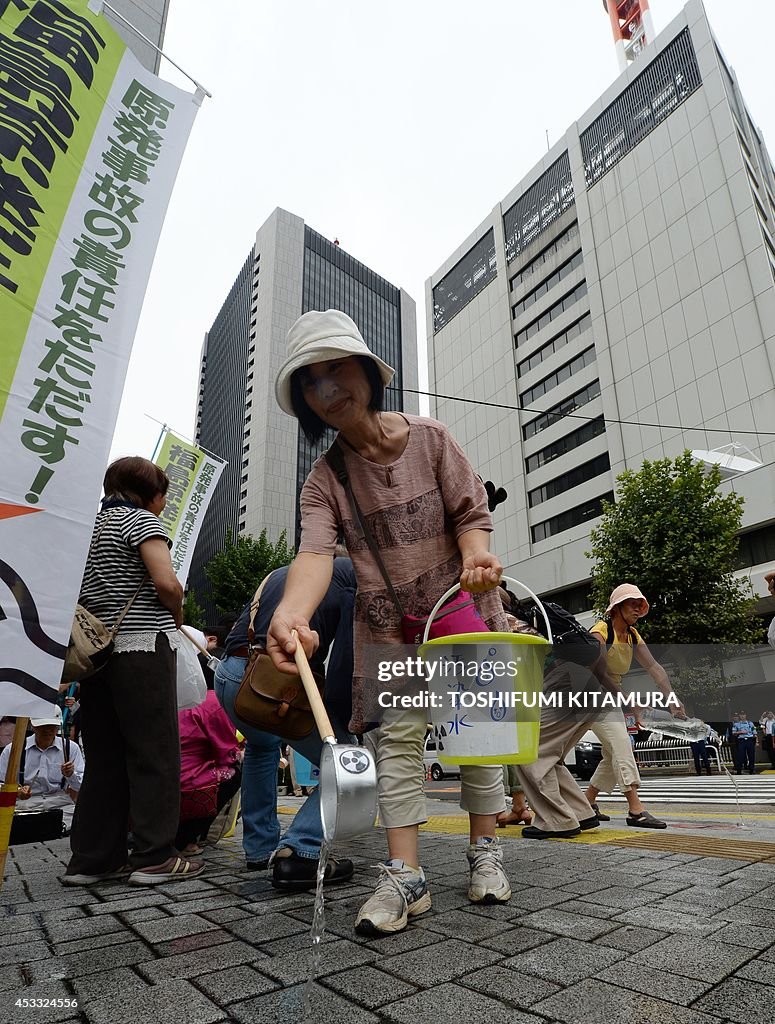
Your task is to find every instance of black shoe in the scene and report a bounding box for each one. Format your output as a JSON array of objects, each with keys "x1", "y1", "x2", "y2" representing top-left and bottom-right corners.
[
  {"x1": 522, "y1": 825, "x2": 581, "y2": 840},
  {"x1": 271, "y1": 849, "x2": 354, "y2": 890},
  {"x1": 591, "y1": 802, "x2": 611, "y2": 822},
  {"x1": 246, "y1": 858, "x2": 270, "y2": 871},
  {"x1": 579, "y1": 816, "x2": 600, "y2": 831}
]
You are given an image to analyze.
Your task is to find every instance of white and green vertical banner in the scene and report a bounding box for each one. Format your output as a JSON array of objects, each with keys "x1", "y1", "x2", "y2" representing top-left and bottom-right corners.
[
  {"x1": 0, "y1": 1, "x2": 199, "y2": 716},
  {"x1": 154, "y1": 431, "x2": 225, "y2": 585}
]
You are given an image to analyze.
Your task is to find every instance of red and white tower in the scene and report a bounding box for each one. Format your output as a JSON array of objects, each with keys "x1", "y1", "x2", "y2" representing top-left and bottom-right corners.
[{"x1": 603, "y1": 0, "x2": 656, "y2": 71}]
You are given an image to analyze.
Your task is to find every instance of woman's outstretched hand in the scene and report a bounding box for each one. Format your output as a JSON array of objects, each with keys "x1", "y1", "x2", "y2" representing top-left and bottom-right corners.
[{"x1": 460, "y1": 552, "x2": 503, "y2": 593}]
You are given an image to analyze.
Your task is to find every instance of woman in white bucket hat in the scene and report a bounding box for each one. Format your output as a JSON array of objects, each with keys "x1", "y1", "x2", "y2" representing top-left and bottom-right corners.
[
  {"x1": 267, "y1": 309, "x2": 512, "y2": 935},
  {"x1": 585, "y1": 583, "x2": 684, "y2": 829}
]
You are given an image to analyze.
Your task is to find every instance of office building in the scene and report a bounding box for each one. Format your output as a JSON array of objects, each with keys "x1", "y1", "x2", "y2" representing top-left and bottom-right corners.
[
  {"x1": 427, "y1": 0, "x2": 775, "y2": 617},
  {"x1": 189, "y1": 208, "x2": 418, "y2": 613},
  {"x1": 98, "y1": 0, "x2": 171, "y2": 73}
]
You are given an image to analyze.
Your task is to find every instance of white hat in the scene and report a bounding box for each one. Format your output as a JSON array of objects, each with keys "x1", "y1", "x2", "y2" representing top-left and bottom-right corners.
[
  {"x1": 30, "y1": 706, "x2": 62, "y2": 728},
  {"x1": 275, "y1": 309, "x2": 395, "y2": 417},
  {"x1": 605, "y1": 584, "x2": 650, "y2": 618}
]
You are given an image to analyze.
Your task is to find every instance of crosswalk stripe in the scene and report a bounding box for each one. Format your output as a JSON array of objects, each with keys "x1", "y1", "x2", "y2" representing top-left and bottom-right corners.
[{"x1": 589, "y1": 775, "x2": 775, "y2": 805}]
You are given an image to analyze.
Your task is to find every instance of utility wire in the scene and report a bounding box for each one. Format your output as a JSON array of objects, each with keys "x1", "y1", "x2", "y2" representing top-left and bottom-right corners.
[{"x1": 389, "y1": 386, "x2": 773, "y2": 439}]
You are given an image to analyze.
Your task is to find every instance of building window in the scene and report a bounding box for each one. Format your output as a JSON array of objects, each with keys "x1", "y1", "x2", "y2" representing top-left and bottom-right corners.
[
  {"x1": 514, "y1": 281, "x2": 588, "y2": 343},
  {"x1": 735, "y1": 524, "x2": 775, "y2": 570},
  {"x1": 581, "y1": 29, "x2": 701, "y2": 188},
  {"x1": 520, "y1": 346, "x2": 596, "y2": 407},
  {"x1": 432, "y1": 229, "x2": 497, "y2": 333},
  {"x1": 528, "y1": 453, "x2": 611, "y2": 508},
  {"x1": 509, "y1": 221, "x2": 580, "y2": 291},
  {"x1": 532, "y1": 492, "x2": 613, "y2": 543},
  {"x1": 541, "y1": 581, "x2": 593, "y2": 616},
  {"x1": 525, "y1": 415, "x2": 606, "y2": 473},
  {"x1": 517, "y1": 312, "x2": 591, "y2": 377},
  {"x1": 503, "y1": 152, "x2": 575, "y2": 263},
  {"x1": 523, "y1": 380, "x2": 601, "y2": 440},
  {"x1": 511, "y1": 250, "x2": 583, "y2": 318}
]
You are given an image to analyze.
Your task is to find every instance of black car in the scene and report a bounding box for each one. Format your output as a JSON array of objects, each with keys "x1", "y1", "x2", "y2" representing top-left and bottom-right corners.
[{"x1": 565, "y1": 730, "x2": 603, "y2": 781}]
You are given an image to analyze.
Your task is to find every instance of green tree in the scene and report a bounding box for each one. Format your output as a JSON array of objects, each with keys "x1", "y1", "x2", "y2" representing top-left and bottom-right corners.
[
  {"x1": 182, "y1": 589, "x2": 206, "y2": 629},
  {"x1": 586, "y1": 452, "x2": 762, "y2": 715},
  {"x1": 205, "y1": 528, "x2": 294, "y2": 616}
]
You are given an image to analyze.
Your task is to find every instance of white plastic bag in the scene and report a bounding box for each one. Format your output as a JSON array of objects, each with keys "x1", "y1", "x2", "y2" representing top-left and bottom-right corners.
[{"x1": 176, "y1": 635, "x2": 207, "y2": 709}]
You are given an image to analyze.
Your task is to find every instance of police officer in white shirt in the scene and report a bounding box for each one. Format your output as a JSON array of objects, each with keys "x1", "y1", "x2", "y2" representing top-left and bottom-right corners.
[
  {"x1": 766, "y1": 571, "x2": 775, "y2": 649},
  {"x1": 0, "y1": 708, "x2": 84, "y2": 814}
]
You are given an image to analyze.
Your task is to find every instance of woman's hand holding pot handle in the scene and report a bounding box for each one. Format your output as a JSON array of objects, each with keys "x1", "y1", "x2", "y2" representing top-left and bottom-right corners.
[{"x1": 266, "y1": 612, "x2": 319, "y2": 675}]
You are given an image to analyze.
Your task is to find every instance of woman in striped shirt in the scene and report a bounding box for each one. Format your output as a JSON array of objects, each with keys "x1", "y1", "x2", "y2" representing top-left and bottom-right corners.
[{"x1": 63, "y1": 457, "x2": 203, "y2": 887}]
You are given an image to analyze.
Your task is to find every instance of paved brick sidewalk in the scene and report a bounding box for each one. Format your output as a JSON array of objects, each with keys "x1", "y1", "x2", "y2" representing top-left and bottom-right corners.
[{"x1": 3, "y1": 821, "x2": 775, "y2": 1024}]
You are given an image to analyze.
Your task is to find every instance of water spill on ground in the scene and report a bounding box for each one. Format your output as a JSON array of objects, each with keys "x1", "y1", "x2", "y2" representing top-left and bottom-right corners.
[
  {"x1": 301, "y1": 840, "x2": 330, "y2": 1017},
  {"x1": 722, "y1": 767, "x2": 752, "y2": 830}
]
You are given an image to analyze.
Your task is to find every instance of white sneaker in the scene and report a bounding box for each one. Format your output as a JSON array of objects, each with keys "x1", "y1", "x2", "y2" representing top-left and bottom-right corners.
[
  {"x1": 354, "y1": 860, "x2": 432, "y2": 936},
  {"x1": 466, "y1": 837, "x2": 511, "y2": 904}
]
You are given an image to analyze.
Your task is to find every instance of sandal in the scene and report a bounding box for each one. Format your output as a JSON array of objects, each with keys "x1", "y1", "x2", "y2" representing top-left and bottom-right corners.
[
  {"x1": 592, "y1": 802, "x2": 611, "y2": 822},
  {"x1": 626, "y1": 810, "x2": 667, "y2": 829},
  {"x1": 128, "y1": 856, "x2": 205, "y2": 886},
  {"x1": 496, "y1": 809, "x2": 533, "y2": 827}
]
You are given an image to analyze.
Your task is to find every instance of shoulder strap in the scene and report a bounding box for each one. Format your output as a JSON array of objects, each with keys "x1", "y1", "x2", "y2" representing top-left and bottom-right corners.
[
  {"x1": 19, "y1": 741, "x2": 26, "y2": 786},
  {"x1": 605, "y1": 619, "x2": 638, "y2": 647},
  {"x1": 605, "y1": 619, "x2": 615, "y2": 648},
  {"x1": 110, "y1": 573, "x2": 150, "y2": 636},
  {"x1": 247, "y1": 568, "x2": 278, "y2": 644},
  {"x1": 89, "y1": 511, "x2": 149, "y2": 636},
  {"x1": 324, "y1": 441, "x2": 405, "y2": 616}
]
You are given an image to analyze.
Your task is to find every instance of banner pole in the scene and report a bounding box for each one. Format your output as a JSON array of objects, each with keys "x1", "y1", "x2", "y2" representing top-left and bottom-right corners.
[
  {"x1": 88, "y1": 0, "x2": 212, "y2": 98},
  {"x1": 0, "y1": 718, "x2": 29, "y2": 891},
  {"x1": 150, "y1": 423, "x2": 167, "y2": 462}
]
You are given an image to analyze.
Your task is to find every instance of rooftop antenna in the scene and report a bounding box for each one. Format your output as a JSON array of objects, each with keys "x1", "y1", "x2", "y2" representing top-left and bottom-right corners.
[{"x1": 602, "y1": 0, "x2": 655, "y2": 72}]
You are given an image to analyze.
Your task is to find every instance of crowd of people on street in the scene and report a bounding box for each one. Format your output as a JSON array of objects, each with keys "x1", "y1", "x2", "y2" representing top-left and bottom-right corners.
[{"x1": 4, "y1": 308, "x2": 775, "y2": 938}]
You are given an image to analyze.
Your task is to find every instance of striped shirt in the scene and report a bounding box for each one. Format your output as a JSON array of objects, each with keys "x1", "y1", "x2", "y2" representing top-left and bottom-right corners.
[{"x1": 78, "y1": 508, "x2": 176, "y2": 638}]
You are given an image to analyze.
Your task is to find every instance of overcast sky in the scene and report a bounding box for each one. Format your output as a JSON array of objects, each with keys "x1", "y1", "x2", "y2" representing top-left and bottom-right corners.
[{"x1": 109, "y1": 0, "x2": 774, "y2": 462}]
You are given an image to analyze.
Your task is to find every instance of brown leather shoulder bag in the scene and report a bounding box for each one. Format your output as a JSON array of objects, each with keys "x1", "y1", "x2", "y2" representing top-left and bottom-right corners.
[{"x1": 233, "y1": 570, "x2": 325, "y2": 740}]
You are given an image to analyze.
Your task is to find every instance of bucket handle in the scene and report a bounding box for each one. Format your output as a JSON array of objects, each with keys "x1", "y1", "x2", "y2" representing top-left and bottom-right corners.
[{"x1": 421, "y1": 575, "x2": 554, "y2": 647}]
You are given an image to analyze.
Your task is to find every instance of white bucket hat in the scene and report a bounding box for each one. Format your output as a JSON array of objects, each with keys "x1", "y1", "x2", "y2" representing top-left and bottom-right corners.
[
  {"x1": 275, "y1": 309, "x2": 395, "y2": 417},
  {"x1": 30, "y1": 706, "x2": 62, "y2": 728},
  {"x1": 605, "y1": 583, "x2": 650, "y2": 618}
]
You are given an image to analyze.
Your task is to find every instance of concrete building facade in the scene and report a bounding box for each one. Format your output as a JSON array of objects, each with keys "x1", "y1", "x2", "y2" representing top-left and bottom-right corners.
[
  {"x1": 102, "y1": 0, "x2": 171, "y2": 74},
  {"x1": 189, "y1": 208, "x2": 418, "y2": 613},
  {"x1": 426, "y1": 0, "x2": 775, "y2": 618}
]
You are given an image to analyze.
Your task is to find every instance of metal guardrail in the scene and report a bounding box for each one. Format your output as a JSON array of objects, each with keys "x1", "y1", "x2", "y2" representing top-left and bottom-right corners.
[{"x1": 633, "y1": 735, "x2": 729, "y2": 772}]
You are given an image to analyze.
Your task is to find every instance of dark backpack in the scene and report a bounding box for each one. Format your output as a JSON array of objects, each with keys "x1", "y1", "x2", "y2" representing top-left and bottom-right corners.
[{"x1": 517, "y1": 600, "x2": 602, "y2": 667}]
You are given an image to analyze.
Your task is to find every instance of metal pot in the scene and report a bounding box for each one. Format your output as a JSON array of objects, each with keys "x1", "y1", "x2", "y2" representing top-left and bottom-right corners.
[{"x1": 292, "y1": 634, "x2": 377, "y2": 843}]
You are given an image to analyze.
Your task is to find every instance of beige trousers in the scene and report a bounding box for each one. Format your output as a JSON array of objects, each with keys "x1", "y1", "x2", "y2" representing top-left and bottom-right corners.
[
  {"x1": 516, "y1": 715, "x2": 597, "y2": 831},
  {"x1": 364, "y1": 705, "x2": 504, "y2": 828},
  {"x1": 589, "y1": 714, "x2": 641, "y2": 794}
]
